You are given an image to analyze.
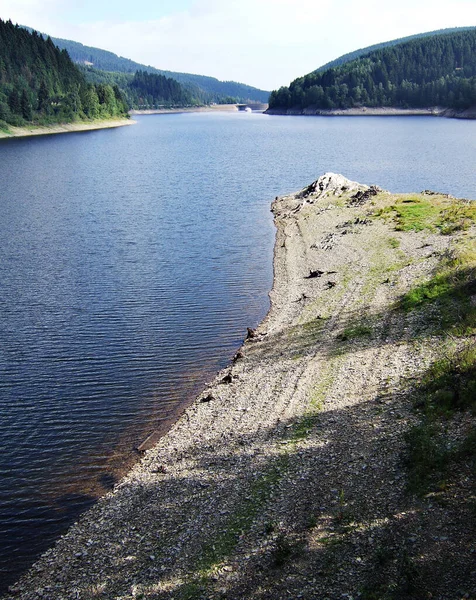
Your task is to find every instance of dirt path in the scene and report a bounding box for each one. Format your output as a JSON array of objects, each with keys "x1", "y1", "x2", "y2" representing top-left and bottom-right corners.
[{"x1": 5, "y1": 174, "x2": 475, "y2": 600}]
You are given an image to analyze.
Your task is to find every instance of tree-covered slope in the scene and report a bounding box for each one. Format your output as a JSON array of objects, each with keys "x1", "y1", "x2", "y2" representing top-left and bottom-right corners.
[
  {"x1": 315, "y1": 26, "x2": 476, "y2": 72},
  {"x1": 41, "y1": 33, "x2": 270, "y2": 103},
  {"x1": 0, "y1": 19, "x2": 129, "y2": 126},
  {"x1": 128, "y1": 70, "x2": 195, "y2": 107},
  {"x1": 269, "y1": 29, "x2": 476, "y2": 112}
]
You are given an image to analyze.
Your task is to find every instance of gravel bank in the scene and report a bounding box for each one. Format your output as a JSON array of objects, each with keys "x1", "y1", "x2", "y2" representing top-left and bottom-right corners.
[
  {"x1": 265, "y1": 106, "x2": 476, "y2": 119},
  {"x1": 0, "y1": 119, "x2": 135, "y2": 139},
  {"x1": 5, "y1": 174, "x2": 475, "y2": 600}
]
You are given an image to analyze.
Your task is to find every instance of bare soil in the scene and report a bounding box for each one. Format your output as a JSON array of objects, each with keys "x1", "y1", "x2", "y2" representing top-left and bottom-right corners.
[{"x1": 0, "y1": 119, "x2": 135, "y2": 139}]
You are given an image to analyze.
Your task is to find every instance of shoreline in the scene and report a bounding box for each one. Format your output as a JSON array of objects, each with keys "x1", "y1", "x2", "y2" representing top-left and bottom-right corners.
[
  {"x1": 0, "y1": 118, "x2": 135, "y2": 140},
  {"x1": 0, "y1": 104, "x2": 251, "y2": 140},
  {"x1": 4, "y1": 175, "x2": 475, "y2": 599},
  {"x1": 130, "y1": 104, "x2": 240, "y2": 116},
  {"x1": 265, "y1": 105, "x2": 476, "y2": 118}
]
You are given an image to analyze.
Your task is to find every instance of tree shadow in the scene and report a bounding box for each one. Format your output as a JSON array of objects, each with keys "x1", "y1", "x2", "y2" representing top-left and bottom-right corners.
[
  {"x1": 7, "y1": 365, "x2": 474, "y2": 600},
  {"x1": 6, "y1": 266, "x2": 475, "y2": 599}
]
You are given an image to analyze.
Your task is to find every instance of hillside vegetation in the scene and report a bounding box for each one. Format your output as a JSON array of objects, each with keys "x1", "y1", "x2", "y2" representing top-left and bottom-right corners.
[
  {"x1": 269, "y1": 29, "x2": 476, "y2": 111},
  {"x1": 1, "y1": 19, "x2": 269, "y2": 131},
  {"x1": 315, "y1": 26, "x2": 476, "y2": 72},
  {"x1": 39, "y1": 32, "x2": 270, "y2": 104},
  {"x1": 0, "y1": 19, "x2": 129, "y2": 127}
]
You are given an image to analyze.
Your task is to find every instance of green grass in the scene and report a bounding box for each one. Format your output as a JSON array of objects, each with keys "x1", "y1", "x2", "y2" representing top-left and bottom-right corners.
[
  {"x1": 0, "y1": 119, "x2": 11, "y2": 134},
  {"x1": 406, "y1": 343, "x2": 476, "y2": 495},
  {"x1": 176, "y1": 366, "x2": 337, "y2": 594},
  {"x1": 394, "y1": 199, "x2": 441, "y2": 231},
  {"x1": 400, "y1": 237, "x2": 475, "y2": 495},
  {"x1": 197, "y1": 457, "x2": 287, "y2": 574},
  {"x1": 372, "y1": 195, "x2": 476, "y2": 234},
  {"x1": 387, "y1": 237, "x2": 401, "y2": 248},
  {"x1": 418, "y1": 344, "x2": 476, "y2": 415},
  {"x1": 292, "y1": 414, "x2": 321, "y2": 441},
  {"x1": 405, "y1": 422, "x2": 450, "y2": 494},
  {"x1": 399, "y1": 239, "x2": 476, "y2": 336},
  {"x1": 176, "y1": 582, "x2": 206, "y2": 600},
  {"x1": 439, "y1": 204, "x2": 476, "y2": 234},
  {"x1": 338, "y1": 324, "x2": 372, "y2": 341},
  {"x1": 399, "y1": 268, "x2": 475, "y2": 335}
]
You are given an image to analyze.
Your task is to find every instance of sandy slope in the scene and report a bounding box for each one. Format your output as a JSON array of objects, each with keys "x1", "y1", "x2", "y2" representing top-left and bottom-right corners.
[
  {"x1": 0, "y1": 119, "x2": 135, "y2": 139},
  {"x1": 4, "y1": 174, "x2": 475, "y2": 600}
]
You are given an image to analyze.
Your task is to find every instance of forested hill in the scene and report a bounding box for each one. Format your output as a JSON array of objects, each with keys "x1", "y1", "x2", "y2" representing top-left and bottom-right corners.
[
  {"x1": 268, "y1": 29, "x2": 476, "y2": 112},
  {"x1": 0, "y1": 19, "x2": 217, "y2": 127},
  {"x1": 38, "y1": 33, "x2": 270, "y2": 104},
  {"x1": 0, "y1": 19, "x2": 129, "y2": 126},
  {"x1": 315, "y1": 26, "x2": 476, "y2": 72}
]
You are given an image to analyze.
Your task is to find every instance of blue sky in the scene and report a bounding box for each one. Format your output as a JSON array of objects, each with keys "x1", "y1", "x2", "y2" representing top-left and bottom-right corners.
[{"x1": 1, "y1": 0, "x2": 476, "y2": 90}]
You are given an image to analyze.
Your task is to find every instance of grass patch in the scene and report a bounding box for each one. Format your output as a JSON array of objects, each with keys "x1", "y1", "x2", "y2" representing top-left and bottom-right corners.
[
  {"x1": 406, "y1": 343, "x2": 476, "y2": 495},
  {"x1": 405, "y1": 422, "x2": 450, "y2": 494},
  {"x1": 387, "y1": 237, "x2": 401, "y2": 248},
  {"x1": 338, "y1": 324, "x2": 372, "y2": 341},
  {"x1": 372, "y1": 195, "x2": 476, "y2": 234},
  {"x1": 292, "y1": 414, "x2": 321, "y2": 441},
  {"x1": 439, "y1": 204, "x2": 476, "y2": 234},
  {"x1": 177, "y1": 582, "x2": 206, "y2": 600},
  {"x1": 398, "y1": 240, "x2": 476, "y2": 336},
  {"x1": 0, "y1": 119, "x2": 11, "y2": 134},
  {"x1": 394, "y1": 199, "x2": 441, "y2": 232},
  {"x1": 418, "y1": 344, "x2": 476, "y2": 415},
  {"x1": 180, "y1": 367, "x2": 337, "y2": 592},
  {"x1": 197, "y1": 457, "x2": 287, "y2": 574}
]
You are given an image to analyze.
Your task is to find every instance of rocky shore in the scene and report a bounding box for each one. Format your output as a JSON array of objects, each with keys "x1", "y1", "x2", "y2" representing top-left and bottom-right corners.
[
  {"x1": 265, "y1": 106, "x2": 476, "y2": 119},
  {"x1": 4, "y1": 174, "x2": 475, "y2": 600}
]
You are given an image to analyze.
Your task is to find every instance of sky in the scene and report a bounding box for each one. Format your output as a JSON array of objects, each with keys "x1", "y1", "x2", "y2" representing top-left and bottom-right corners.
[{"x1": 1, "y1": 0, "x2": 476, "y2": 91}]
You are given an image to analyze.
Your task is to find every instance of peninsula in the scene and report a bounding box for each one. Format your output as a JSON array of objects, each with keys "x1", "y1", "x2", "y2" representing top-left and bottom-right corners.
[{"x1": 5, "y1": 175, "x2": 475, "y2": 600}]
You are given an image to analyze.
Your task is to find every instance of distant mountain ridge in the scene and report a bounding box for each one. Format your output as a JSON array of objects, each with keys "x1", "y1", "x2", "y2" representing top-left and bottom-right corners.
[{"x1": 29, "y1": 31, "x2": 270, "y2": 104}]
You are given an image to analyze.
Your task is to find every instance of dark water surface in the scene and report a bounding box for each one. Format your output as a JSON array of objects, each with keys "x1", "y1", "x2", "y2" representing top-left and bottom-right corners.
[{"x1": 0, "y1": 112, "x2": 475, "y2": 591}]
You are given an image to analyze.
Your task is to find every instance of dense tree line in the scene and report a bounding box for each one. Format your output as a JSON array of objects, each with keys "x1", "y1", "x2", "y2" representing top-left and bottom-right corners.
[
  {"x1": 269, "y1": 30, "x2": 476, "y2": 111},
  {"x1": 0, "y1": 18, "x2": 128, "y2": 127},
  {"x1": 128, "y1": 70, "x2": 195, "y2": 108}
]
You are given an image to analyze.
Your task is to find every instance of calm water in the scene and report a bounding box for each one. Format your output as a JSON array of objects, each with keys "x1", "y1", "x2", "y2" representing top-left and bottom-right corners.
[{"x1": 1, "y1": 112, "x2": 475, "y2": 591}]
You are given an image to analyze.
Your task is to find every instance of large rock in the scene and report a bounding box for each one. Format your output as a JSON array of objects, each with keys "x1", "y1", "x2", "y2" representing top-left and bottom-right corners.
[{"x1": 297, "y1": 172, "x2": 368, "y2": 199}]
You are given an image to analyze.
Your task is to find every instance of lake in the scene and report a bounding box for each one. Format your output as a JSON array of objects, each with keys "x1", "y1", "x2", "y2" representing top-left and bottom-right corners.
[{"x1": 0, "y1": 112, "x2": 475, "y2": 592}]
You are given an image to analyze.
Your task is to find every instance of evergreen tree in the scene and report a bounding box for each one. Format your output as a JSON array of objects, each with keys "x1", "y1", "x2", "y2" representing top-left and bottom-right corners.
[
  {"x1": 20, "y1": 89, "x2": 32, "y2": 120},
  {"x1": 8, "y1": 89, "x2": 20, "y2": 114},
  {"x1": 37, "y1": 80, "x2": 49, "y2": 112},
  {"x1": 0, "y1": 18, "x2": 129, "y2": 125}
]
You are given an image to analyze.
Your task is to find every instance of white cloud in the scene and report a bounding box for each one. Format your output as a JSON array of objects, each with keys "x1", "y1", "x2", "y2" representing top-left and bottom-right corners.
[
  {"x1": 0, "y1": 0, "x2": 64, "y2": 32},
  {"x1": 1, "y1": 0, "x2": 476, "y2": 90}
]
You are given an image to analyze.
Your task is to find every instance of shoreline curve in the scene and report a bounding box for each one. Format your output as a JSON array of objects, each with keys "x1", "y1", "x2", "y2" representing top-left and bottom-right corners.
[{"x1": 0, "y1": 118, "x2": 136, "y2": 140}]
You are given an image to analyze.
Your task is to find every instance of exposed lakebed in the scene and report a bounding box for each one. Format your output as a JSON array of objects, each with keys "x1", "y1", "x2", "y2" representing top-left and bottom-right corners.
[{"x1": 0, "y1": 112, "x2": 475, "y2": 591}]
